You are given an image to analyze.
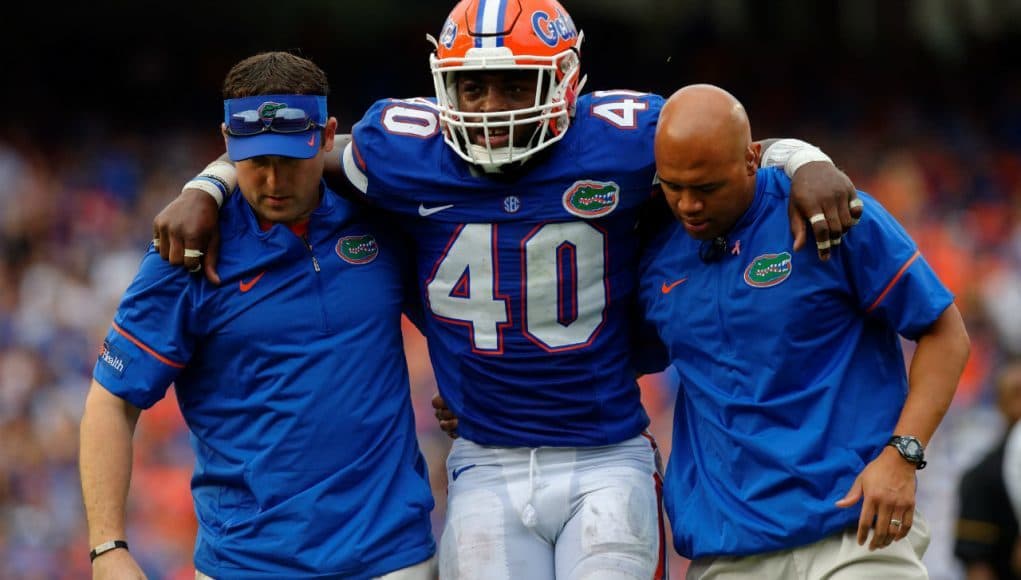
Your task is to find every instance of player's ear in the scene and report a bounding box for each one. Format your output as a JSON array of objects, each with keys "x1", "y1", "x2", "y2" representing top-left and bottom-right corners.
[
  {"x1": 746, "y1": 141, "x2": 761, "y2": 174},
  {"x1": 221, "y1": 122, "x2": 229, "y2": 149},
  {"x1": 321, "y1": 117, "x2": 339, "y2": 153}
]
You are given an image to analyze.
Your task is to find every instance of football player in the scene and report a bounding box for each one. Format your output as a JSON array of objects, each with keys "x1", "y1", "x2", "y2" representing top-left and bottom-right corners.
[{"x1": 152, "y1": 2, "x2": 862, "y2": 578}]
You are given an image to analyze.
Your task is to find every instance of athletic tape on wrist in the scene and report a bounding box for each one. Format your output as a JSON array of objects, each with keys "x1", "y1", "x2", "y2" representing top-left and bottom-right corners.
[
  {"x1": 184, "y1": 179, "x2": 225, "y2": 207},
  {"x1": 184, "y1": 161, "x2": 236, "y2": 208},
  {"x1": 785, "y1": 147, "x2": 833, "y2": 177},
  {"x1": 760, "y1": 139, "x2": 833, "y2": 178}
]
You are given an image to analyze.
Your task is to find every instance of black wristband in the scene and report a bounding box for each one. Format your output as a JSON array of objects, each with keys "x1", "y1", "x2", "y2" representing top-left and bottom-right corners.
[{"x1": 89, "y1": 540, "x2": 129, "y2": 562}]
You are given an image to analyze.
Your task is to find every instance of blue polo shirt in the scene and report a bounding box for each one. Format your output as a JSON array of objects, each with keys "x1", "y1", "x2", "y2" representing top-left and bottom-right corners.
[
  {"x1": 638, "y1": 167, "x2": 953, "y2": 558},
  {"x1": 93, "y1": 185, "x2": 435, "y2": 578}
]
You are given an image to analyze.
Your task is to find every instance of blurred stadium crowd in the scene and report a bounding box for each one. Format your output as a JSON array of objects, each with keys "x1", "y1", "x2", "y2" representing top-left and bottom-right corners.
[{"x1": 2, "y1": 1, "x2": 1020, "y2": 578}]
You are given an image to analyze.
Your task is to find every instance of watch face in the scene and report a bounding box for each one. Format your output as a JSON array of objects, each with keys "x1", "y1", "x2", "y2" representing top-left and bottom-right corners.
[
  {"x1": 904, "y1": 439, "x2": 922, "y2": 456},
  {"x1": 890, "y1": 436, "x2": 926, "y2": 468}
]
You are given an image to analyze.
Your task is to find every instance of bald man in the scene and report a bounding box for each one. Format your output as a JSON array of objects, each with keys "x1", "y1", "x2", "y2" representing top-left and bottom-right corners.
[{"x1": 638, "y1": 84, "x2": 971, "y2": 579}]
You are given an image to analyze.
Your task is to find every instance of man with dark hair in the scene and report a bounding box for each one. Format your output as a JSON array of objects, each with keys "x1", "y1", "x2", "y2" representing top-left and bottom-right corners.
[{"x1": 79, "y1": 52, "x2": 437, "y2": 579}]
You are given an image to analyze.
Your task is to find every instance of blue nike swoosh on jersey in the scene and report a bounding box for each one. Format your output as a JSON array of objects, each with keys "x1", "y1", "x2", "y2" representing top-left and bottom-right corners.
[{"x1": 451, "y1": 464, "x2": 477, "y2": 481}]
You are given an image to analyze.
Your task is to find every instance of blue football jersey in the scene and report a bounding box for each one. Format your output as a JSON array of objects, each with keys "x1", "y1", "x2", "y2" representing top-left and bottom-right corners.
[
  {"x1": 639, "y1": 167, "x2": 954, "y2": 558},
  {"x1": 343, "y1": 92, "x2": 663, "y2": 447},
  {"x1": 94, "y1": 187, "x2": 435, "y2": 578}
]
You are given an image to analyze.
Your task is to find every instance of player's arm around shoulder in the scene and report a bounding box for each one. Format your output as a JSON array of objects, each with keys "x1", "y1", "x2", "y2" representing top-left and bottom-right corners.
[
  {"x1": 341, "y1": 97, "x2": 442, "y2": 201},
  {"x1": 153, "y1": 155, "x2": 230, "y2": 280},
  {"x1": 758, "y1": 138, "x2": 861, "y2": 260},
  {"x1": 154, "y1": 130, "x2": 352, "y2": 281}
]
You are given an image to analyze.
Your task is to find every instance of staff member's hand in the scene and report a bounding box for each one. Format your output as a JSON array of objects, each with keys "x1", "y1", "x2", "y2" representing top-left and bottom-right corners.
[
  {"x1": 92, "y1": 548, "x2": 147, "y2": 580},
  {"x1": 835, "y1": 446, "x2": 917, "y2": 550},
  {"x1": 431, "y1": 394, "x2": 459, "y2": 439}
]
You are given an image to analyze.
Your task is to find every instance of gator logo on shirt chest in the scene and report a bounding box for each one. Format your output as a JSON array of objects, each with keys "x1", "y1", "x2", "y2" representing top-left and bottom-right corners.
[
  {"x1": 743, "y1": 251, "x2": 792, "y2": 288},
  {"x1": 562, "y1": 180, "x2": 619, "y2": 218},
  {"x1": 336, "y1": 235, "x2": 379, "y2": 264}
]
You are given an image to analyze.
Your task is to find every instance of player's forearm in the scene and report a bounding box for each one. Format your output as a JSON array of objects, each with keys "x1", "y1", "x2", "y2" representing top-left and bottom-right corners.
[
  {"x1": 182, "y1": 134, "x2": 350, "y2": 201},
  {"x1": 755, "y1": 138, "x2": 780, "y2": 154},
  {"x1": 79, "y1": 379, "x2": 141, "y2": 546},
  {"x1": 758, "y1": 138, "x2": 832, "y2": 175},
  {"x1": 896, "y1": 304, "x2": 970, "y2": 445}
]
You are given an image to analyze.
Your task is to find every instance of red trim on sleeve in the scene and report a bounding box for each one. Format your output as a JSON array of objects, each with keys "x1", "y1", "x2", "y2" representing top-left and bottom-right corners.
[
  {"x1": 112, "y1": 321, "x2": 185, "y2": 369},
  {"x1": 866, "y1": 250, "x2": 921, "y2": 313}
]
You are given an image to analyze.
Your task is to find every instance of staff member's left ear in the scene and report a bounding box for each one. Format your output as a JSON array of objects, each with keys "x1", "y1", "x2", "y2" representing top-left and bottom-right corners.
[{"x1": 746, "y1": 142, "x2": 761, "y2": 174}]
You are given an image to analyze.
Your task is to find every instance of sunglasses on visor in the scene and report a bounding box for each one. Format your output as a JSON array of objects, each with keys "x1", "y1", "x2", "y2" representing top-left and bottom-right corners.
[{"x1": 226, "y1": 106, "x2": 322, "y2": 136}]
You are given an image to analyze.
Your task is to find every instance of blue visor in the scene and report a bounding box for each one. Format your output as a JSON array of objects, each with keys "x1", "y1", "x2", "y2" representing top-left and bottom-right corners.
[{"x1": 224, "y1": 94, "x2": 328, "y2": 161}]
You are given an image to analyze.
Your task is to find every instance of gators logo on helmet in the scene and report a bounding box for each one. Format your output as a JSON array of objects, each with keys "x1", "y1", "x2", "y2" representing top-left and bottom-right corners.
[
  {"x1": 532, "y1": 7, "x2": 576, "y2": 47},
  {"x1": 439, "y1": 19, "x2": 458, "y2": 49},
  {"x1": 429, "y1": 0, "x2": 585, "y2": 172}
]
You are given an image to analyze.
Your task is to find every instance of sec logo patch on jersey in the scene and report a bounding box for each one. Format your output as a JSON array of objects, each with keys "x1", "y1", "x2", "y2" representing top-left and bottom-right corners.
[
  {"x1": 503, "y1": 195, "x2": 521, "y2": 213},
  {"x1": 336, "y1": 235, "x2": 379, "y2": 265},
  {"x1": 562, "y1": 180, "x2": 619, "y2": 218}
]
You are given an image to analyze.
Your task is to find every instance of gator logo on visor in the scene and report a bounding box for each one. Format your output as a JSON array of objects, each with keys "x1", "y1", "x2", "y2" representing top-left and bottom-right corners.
[
  {"x1": 336, "y1": 235, "x2": 379, "y2": 264},
  {"x1": 743, "y1": 252, "x2": 793, "y2": 288},
  {"x1": 562, "y1": 180, "x2": 619, "y2": 218},
  {"x1": 257, "y1": 102, "x2": 288, "y2": 121}
]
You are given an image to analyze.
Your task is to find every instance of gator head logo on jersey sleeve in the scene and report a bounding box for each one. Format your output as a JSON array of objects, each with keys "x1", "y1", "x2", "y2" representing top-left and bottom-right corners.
[
  {"x1": 562, "y1": 180, "x2": 619, "y2": 218},
  {"x1": 428, "y1": 0, "x2": 584, "y2": 172},
  {"x1": 743, "y1": 252, "x2": 793, "y2": 288},
  {"x1": 335, "y1": 235, "x2": 379, "y2": 265}
]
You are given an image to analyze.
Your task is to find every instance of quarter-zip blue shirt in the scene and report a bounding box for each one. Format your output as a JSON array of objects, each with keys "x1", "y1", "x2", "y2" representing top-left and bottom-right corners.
[
  {"x1": 639, "y1": 167, "x2": 953, "y2": 558},
  {"x1": 93, "y1": 185, "x2": 435, "y2": 579}
]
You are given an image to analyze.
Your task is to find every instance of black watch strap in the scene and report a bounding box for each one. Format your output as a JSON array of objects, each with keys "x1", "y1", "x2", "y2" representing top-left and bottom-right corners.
[
  {"x1": 887, "y1": 435, "x2": 927, "y2": 469},
  {"x1": 89, "y1": 540, "x2": 129, "y2": 562}
]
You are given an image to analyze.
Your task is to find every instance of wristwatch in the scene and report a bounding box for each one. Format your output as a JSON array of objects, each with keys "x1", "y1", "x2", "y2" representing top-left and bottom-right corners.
[{"x1": 887, "y1": 435, "x2": 927, "y2": 469}]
